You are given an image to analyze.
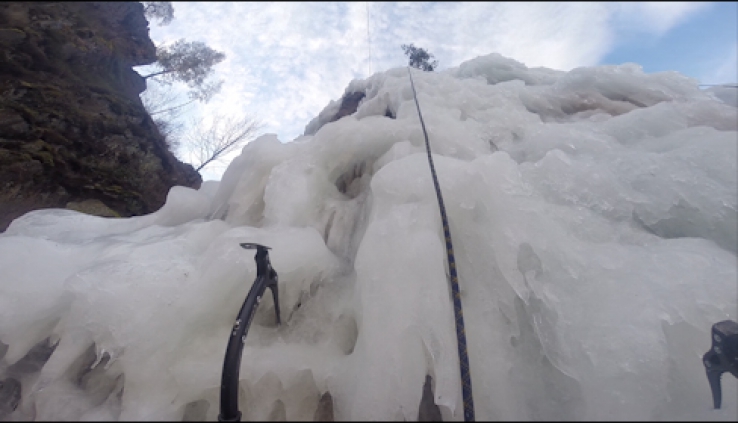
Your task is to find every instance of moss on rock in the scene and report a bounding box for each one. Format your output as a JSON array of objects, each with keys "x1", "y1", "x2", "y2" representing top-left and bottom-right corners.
[{"x1": 66, "y1": 199, "x2": 120, "y2": 218}]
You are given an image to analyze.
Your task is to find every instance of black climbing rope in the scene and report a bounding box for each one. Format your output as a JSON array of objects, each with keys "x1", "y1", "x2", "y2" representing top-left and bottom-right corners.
[{"x1": 407, "y1": 66, "x2": 476, "y2": 421}]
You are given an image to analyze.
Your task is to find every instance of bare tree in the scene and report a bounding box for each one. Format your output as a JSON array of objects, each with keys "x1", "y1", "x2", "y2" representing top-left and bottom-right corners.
[
  {"x1": 139, "y1": 38, "x2": 226, "y2": 155},
  {"x1": 142, "y1": 79, "x2": 190, "y2": 116},
  {"x1": 185, "y1": 114, "x2": 264, "y2": 172},
  {"x1": 141, "y1": 80, "x2": 190, "y2": 151},
  {"x1": 138, "y1": 2, "x2": 249, "y2": 174},
  {"x1": 143, "y1": 82, "x2": 223, "y2": 118},
  {"x1": 142, "y1": 2, "x2": 174, "y2": 25},
  {"x1": 141, "y1": 60, "x2": 223, "y2": 128}
]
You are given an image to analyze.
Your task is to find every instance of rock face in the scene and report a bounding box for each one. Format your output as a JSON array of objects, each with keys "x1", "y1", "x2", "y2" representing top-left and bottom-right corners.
[
  {"x1": 303, "y1": 90, "x2": 366, "y2": 136},
  {"x1": 0, "y1": 2, "x2": 201, "y2": 231}
]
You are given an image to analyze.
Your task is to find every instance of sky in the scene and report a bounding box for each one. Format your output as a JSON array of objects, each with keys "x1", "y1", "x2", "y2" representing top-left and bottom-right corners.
[{"x1": 135, "y1": 2, "x2": 738, "y2": 181}]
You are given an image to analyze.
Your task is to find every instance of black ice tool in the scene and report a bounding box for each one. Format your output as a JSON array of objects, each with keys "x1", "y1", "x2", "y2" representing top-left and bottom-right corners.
[
  {"x1": 218, "y1": 243, "x2": 281, "y2": 422},
  {"x1": 703, "y1": 320, "x2": 738, "y2": 409}
]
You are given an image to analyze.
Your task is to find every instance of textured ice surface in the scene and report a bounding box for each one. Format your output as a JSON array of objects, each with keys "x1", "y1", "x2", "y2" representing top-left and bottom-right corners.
[{"x1": 0, "y1": 53, "x2": 736, "y2": 421}]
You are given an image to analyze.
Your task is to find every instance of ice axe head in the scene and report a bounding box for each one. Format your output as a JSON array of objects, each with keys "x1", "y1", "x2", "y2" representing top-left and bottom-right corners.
[
  {"x1": 239, "y1": 243, "x2": 280, "y2": 326},
  {"x1": 703, "y1": 320, "x2": 738, "y2": 409}
]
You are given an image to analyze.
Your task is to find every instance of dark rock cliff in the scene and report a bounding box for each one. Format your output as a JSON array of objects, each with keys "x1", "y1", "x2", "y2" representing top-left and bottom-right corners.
[{"x1": 0, "y1": 2, "x2": 201, "y2": 231}]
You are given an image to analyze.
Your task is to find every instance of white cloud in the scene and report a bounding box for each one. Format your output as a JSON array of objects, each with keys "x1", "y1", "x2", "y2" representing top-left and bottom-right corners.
[
  {"x1": 699, "y1": 43, "x2": 738, "y2": 85},
  {"x1": 141, "y1": 2, "x2": 711, "y2": 180},
  {"x1": 637, "y1": 2, "x2": 711, "y2": 34},
  {"x1": 609, "y1": 2, "x2": 712, "y2": 37}
]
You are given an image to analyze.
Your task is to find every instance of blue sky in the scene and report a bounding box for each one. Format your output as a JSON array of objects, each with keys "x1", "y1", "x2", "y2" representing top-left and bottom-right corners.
[
  {"x1": 601, "y1": 2, "x2": 736, "y2": 83},
  {"x1": 138, "y1": 2, "x2": 737, "y2": 180}
]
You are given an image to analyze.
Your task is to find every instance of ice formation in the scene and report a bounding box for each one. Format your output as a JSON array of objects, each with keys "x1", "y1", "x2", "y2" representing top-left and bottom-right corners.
[{"x1": 1, "y1": 53, "x2": 736, "y2": 421}]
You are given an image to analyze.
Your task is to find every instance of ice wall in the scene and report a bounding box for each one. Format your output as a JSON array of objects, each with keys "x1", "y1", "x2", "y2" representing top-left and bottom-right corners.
[{"x1": 1, "y1": 53, "x2": 736, "y2": 421}]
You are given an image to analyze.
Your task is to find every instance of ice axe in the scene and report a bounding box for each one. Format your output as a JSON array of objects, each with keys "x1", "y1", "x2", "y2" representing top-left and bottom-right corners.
[
  {"x1": 703, "y1": 320, "x2": 738, "y2": 409},
  {"x1": 218, "y1": 243, "x2": 281, "y2": 422}
]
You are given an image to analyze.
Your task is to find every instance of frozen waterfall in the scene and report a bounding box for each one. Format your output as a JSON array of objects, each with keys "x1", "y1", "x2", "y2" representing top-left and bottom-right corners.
[{"x1": 1, "y1": 53, "x2": 736, "y2": 421}]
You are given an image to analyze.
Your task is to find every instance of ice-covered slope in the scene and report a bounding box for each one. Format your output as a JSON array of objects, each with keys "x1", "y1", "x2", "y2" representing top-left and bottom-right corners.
[{"x1": 1, "y1": 53, "x2": 736, "y2": 421}]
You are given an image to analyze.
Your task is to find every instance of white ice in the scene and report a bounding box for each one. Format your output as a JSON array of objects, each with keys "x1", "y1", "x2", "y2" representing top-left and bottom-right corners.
[{"x1": 1, "y1": 53, "x2": 736, "y2": 421}]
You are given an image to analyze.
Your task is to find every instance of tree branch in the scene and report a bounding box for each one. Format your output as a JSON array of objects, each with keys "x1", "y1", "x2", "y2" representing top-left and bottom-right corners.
[
  {"x1": 149, "y1": 98, "x2": 196, "y2": 116},
  {"x1": 142, "y1": 69, "x2": 175, "y2": 80}
]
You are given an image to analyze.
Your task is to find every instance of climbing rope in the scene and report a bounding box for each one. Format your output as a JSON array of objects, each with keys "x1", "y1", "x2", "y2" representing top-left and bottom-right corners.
[
  {"x1": 366, "y1": 1, "x2": 373, "y2": 75},
  {"x1": 407, "y1": 66, "x2": 476, "y2": 421}
]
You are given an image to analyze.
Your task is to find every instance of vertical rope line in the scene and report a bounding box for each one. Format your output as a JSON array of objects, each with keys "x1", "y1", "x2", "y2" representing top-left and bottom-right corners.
[
  {"x1": 366, "y1": 2, "x2": 373, "y2": 75},
  {"x1": 407, "y1": 66, "x2": 475, "y2": 422}
]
